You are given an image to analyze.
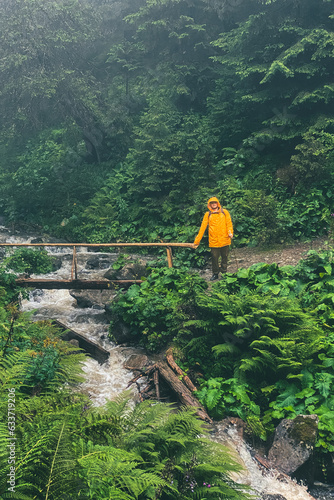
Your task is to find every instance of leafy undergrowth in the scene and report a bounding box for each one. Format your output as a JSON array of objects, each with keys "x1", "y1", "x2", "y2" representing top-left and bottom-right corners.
[
  {"x1": 109, "y1": 249, "x2": 334, "y2": 462},
  {"x1": 0, "y1": 261, "x2": 251, "y2": 499}
]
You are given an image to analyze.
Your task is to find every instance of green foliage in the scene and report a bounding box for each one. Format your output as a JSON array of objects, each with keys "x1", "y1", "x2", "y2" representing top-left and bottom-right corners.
[
  {"x1": 109, "y1": 267, "x2": 207, "y2": 351},
  {"x1": 0, "y1": 126, "x2": 112, "y2": 224},
  {"x1": 185, "y1": 290, "x2": 324, "y2": 383},
  {"x1": 112, "y1": 253, "x2": 131, "y2": 270},
  {"x1": 4, "y1": 248, "x2": 55, "y2": 274},
  {"x1": 0, "y1": 269, "x2": 24, "y2": 305},
  {"x1": 222, "y1": 187, "x2": 283, "y2": 246},
  {"x1": 1, "y1": 0, "x2": 333, "y2": 249},
  {"x1": 0, "y1": 362, "x2": 250, "y2": 499},
  {"x1": 111, "y1": 250, "x2": 334, "y2": 455},
  {"x1": 262, "y1": 350, "x2": 334, "y2": 453},
  {"x1": 0, "y1": 307, "x2": 86, "y2": 393},
  {"x1": 187, "y1": 251, "x2": 334, "y2": 453},
  {"x1": 197, "y1": 377, "x2": 261, "y2": 422},
  {"x1": 74, "y1": 394, "x2": 251, "y2": 500}
]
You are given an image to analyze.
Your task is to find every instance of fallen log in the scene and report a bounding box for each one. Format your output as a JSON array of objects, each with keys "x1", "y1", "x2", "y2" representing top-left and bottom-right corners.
[
  {"x1": 124, "y1": 359, "x2": 211, "y2": 422},
  {"x1": 51, "y1": 319, "x2": 110, "y2": 364},
  {"x1": 156, "y1": 360, "x2": 212, "y2": 423},
  {"x1": 166, "y1": 347, "x2": 197, "y2": 393}
]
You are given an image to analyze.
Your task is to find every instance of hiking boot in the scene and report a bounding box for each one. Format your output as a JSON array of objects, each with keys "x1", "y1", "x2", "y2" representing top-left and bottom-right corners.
[{"x1": 210, "y1": 274, "x2": 219, "y2": 281}]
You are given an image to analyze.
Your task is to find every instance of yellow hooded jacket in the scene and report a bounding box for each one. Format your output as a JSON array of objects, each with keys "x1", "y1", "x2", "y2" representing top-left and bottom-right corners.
[{"x1": 194, "y1": 197, "x2": 233, "y2": 248}]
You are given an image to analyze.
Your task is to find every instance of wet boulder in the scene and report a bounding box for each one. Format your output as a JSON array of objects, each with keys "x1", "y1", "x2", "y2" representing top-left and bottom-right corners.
[
  {"x1": 74, "y1": 311, "x2": 108, "y2": 324},
  {"x1": 106, "y1": 300, "x2": 135, "y2": 344},
  {"x1": 268, "y1": 415, "x2": 319, "y2": 475},
  {"x1": 104, "y1": 258, "x2": 148, "y2": 282},
  {"x1": 85, "y1": 254, "x2": 117, "y2": 270},
  {"x1": 51, "y1": 256, "x2": 62, "y2": 271},
  {"x1": 70, "y1": 289, "x2": 116, "y2": 308},
  {"x1": 109, "y1": 317, "x2": 134, "y2": 344},
  {"x1": 123, "y1": 354, "x2": 149, "y2": 370}
]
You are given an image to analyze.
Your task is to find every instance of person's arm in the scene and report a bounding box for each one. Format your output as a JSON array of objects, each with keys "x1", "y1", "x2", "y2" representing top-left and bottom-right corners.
[
  {"x1": 193, "y1": 212, "x2": 209, "y2": 248},
  {"x1": 225, "y1": 209, "x2": 233, "y2": 239}
]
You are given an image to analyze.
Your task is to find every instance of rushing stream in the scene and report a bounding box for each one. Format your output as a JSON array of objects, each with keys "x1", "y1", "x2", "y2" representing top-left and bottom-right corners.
[
  {"x1": 23, "y1": 266, "x2": 138, "y2": 404},
  {"x1": 1, "y1": 226, "x2": 332, "y2": 500}
]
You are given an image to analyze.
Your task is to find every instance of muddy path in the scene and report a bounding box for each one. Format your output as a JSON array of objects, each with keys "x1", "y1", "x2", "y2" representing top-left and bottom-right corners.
[{"x1": 199, "y1": 237, "x2": 331, "y2": 279}]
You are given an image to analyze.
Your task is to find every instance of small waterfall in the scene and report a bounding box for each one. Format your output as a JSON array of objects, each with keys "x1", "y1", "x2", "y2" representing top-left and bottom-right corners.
[{"x1": 213, "y1": 423, "x2": 316, "y2": 499}]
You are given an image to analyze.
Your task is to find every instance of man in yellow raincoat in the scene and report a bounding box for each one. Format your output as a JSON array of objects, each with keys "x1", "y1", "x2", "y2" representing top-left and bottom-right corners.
[{"x1": 193, "y1": 197, "x2": 233, "y2": 280}]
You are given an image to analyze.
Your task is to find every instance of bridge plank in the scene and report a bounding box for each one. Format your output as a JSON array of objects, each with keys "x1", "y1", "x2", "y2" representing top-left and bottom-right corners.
[{"x1": 15, "y1": 279, "x2": 143, "y2": 289}]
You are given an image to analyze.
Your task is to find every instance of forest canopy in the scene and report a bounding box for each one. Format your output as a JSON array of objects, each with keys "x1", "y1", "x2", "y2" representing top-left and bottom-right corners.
[{"x1": 0, "y1": 0, "x2": 333, "y2": 249}]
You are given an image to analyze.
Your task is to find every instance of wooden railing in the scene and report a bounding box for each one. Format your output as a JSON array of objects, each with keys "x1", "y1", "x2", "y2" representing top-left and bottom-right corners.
[{"x1": 0, "y1": 242, "x2": 194, "y2": 289}]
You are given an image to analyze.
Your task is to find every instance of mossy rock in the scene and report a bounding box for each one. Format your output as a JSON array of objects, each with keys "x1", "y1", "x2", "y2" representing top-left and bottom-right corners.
[{"x1": 288, "y1": 415, "x2": 319, "y2": 447}]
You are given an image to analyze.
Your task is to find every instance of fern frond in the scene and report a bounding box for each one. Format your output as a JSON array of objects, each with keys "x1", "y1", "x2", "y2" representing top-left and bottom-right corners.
[
  {"x1": 212, "y1": 342, "x2": 241, "y2": 356},
  {"x1": 14, "y1": 419, "x2": 79, "y2": 499},
  {"x1": 0, "y1": 351, "x2": 35, "y2": 391},
  {"x1": 45, "y1": 421, "x2": 66, "y2": 500},
  {"x1": 79, "y1": 446, "x2": 164, "y2": 498}
]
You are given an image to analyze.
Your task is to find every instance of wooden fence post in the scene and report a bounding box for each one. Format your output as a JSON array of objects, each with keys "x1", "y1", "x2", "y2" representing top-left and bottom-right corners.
[
  {"x1": 71, "y1": 246, "x2": 78, "y2": 280},
  {"x1": 166, "y1": 246, "x2": 173, "y2": 268}
]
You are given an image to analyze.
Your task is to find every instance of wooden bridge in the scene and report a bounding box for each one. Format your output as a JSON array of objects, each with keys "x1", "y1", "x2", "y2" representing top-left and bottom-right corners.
[{"x1": 0, "y1": 242, "x2": 194, "y2": 289}]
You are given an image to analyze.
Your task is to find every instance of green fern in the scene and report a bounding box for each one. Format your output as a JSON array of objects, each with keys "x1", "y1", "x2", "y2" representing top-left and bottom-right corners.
[{"x1": 78, "y1": 446, "x2": 164, "y2": 499}]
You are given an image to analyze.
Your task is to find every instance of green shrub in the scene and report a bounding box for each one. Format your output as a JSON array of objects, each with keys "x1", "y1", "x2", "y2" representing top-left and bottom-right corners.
[
  {"x1": 5, "y1": 248, "x2": 55, "y2": 274},
  {"x1": 109, "y1": 267, "x2": 207, "y2": 351}
]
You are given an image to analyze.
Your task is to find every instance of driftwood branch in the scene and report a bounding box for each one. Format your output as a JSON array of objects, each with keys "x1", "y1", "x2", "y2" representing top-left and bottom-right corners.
[
  {"x1": 124, "y1": 353, "x2": 212, "y2": 422},
  {"x1": 126, "y1": 364, "x2": 157, "y2": 388},
  {"x1": 153, "y1": 368, "x2": 160, "y2": 400}
]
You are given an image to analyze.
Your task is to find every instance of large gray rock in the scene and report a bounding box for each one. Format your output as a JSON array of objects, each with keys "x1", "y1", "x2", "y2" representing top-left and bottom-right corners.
[
  {"x1": 104, "y1": 259, "x2": 148, "y2": 281},
  {"x1": 268, "y1": 415, "x2": 319, "y2": 475},
  {"x1": 109, "y1": 318, "x2": 134, "y2": 344},
  {"x1": 70, "y1": 289, "x2": 116, "y2": 308},
  {"x1": 85, "y1": 254, "x2": 117, "y2": 270},
  {"x1": 123, "y1": 354, "x2": 149, "y2": 370}
]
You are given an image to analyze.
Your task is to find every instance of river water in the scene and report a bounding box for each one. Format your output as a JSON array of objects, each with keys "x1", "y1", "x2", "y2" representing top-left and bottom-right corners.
[
  {"x1": 1, "y1": 226, "x2": 331, "y2": 500},
  {"x1": 2, "y1": 228, "x2": 137, "y2": 405}
]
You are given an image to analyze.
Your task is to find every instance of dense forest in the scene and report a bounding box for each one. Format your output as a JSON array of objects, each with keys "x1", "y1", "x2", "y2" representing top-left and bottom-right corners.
[
  {"x1": 1, "y1": 0, "x2": 333, "y2": 250},
  {"x1": 1, "y1": 0, "x2": 334, "y2": 498}
]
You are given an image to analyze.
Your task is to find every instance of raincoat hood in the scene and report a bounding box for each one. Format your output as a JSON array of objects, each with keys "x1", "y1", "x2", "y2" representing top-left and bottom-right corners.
[
  {"x1": 194, "y1": 197, "x2": 233, "y2": 248},
  {"x1": 207, "y1": 197, "x2": 221, "y2": 210}
]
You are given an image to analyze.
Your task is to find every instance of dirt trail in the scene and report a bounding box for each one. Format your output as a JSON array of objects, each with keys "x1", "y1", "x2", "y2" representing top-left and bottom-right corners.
[{"x1": 199, "y1": 237, "x2": 331, "y2": 279}]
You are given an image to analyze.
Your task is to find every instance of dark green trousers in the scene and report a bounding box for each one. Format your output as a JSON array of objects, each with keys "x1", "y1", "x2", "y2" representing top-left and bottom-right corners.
[{"x1": 211, "y1": 246, "x2": 229, "y2": 274}]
